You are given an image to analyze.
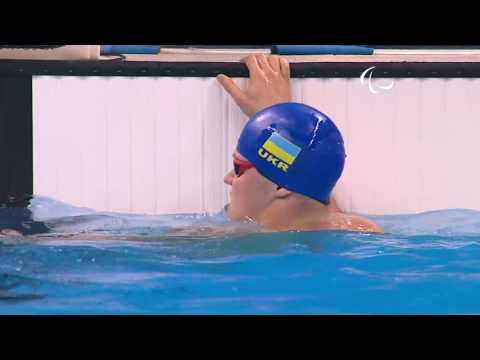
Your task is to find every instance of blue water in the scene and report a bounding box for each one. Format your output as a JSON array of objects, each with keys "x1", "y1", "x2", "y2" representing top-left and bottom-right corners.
[{"x1": 1, "y1": 196, "x2": 480, "y2": 314}]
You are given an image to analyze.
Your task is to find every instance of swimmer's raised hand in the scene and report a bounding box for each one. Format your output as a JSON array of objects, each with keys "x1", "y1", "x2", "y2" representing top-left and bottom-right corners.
[{"x1": 217, "y1": 54, "x2": 291, "y2": 117}]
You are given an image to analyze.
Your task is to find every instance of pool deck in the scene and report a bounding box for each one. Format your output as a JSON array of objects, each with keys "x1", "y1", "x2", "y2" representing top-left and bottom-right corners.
[{"x1": 124, "y1": 52, "x2": 480, "y2": 63}]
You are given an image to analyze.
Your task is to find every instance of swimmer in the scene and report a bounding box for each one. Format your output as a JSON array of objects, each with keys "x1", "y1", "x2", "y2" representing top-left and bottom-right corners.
[{"x1": 217, "y1": 54, "x2": 382, "y2": 233}]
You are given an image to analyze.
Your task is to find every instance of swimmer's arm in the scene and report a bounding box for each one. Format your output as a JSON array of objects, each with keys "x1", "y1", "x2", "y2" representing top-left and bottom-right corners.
[
  {"x1": 217, "y1": 54, "x2": 292, "y2": 117},
  {"x1": 28, "y1": 231, "x2": 155, "y2": 241},
  {"x1": 24, "y1": 225, "x2": 248, "y2": 241},
  {"x1": 0, "y1": 229, "x2": 24, "y2": 236}
]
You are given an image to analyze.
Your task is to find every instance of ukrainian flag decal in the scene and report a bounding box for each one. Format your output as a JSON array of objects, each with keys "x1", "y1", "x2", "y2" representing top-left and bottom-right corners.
[{"x1": 262, "y1": 133, "x2": 301, "y2": 165}]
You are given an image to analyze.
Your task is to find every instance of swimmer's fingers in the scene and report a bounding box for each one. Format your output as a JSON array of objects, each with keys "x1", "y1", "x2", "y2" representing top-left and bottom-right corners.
[
  {"x1": 256, "y1": 54, "x2": 273, "y2": 74},
  {"x1": 216, "y1": 74, "x2": 246, "y2": 104},
  {"x1": 279, "y1": 57, "x2": 291, "y2": 78},
  {"x1": 267, "y1": 55, "x2": 281, "y2": 73},
  {"x1": 240, "y1": 55, "x2": 264, "y2": 79}
]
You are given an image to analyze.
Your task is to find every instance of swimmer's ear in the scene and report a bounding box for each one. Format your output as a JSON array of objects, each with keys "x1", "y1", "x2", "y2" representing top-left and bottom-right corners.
[{"x1": 275, "y1": 186, "x2": 292, "y2": 199}]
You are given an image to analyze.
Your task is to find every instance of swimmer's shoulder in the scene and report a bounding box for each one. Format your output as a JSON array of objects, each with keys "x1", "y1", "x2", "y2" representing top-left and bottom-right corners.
[
  {"x1": 328, "y1": 212, "x2": 383, "y2": 233},
  {"x1": 327, "y1": 199, "x2": 383, "y2": 233},
  {"x1": 344, "y1": 214, "x2": 383, "y2": 233}
]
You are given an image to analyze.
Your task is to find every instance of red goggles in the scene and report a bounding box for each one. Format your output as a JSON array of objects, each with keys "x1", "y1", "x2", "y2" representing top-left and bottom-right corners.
[{"x1": 233, "y1": 158, "x2": 255, "y2": 177}]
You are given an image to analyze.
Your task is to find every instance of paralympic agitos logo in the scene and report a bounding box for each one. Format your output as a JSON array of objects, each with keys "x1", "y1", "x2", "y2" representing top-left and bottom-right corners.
[{"x1": 360, "y1": 66, "x2": 394, "y2": 94}]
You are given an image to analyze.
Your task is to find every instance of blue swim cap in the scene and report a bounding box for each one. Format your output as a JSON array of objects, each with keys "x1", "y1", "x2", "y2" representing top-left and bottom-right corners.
[{"x1": 237, "y1": 103, "x2": 346, "y2": 204}]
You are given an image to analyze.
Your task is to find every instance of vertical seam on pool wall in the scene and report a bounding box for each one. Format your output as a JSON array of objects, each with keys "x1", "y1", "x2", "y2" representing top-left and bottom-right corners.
[
  {"x1": 225, "y1": 91, "x2": 231, "y2": 204},
  {"x1": 176, "y1": 79, "x2": 181, "y2": 212},
  {"x1": 153, "y1": 80, "x2": 158, "y2": 214},
  {"x1": 223, "y1": 89, "x2": 229, "y2": 205},
  {"x1": 418, "y1": 80, "x2": 424, "y2": 212},
  {"x1": 105, "y1": 80, "x2": 110, "y2": 212},
  {"x1": 128, "y1": 78, "x2": 133, "y2": 213},
  {"x1": 201, "y1": 82, "x2": 206, "y2": 213}
]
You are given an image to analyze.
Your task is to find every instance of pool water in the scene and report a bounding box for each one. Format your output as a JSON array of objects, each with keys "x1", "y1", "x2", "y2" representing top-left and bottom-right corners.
[{"x1": 1, "y1": 196, "x2": 480, "y2": 314}]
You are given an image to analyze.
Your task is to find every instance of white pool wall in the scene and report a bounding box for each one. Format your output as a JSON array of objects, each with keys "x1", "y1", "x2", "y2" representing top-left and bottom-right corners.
[{"x1": 33, "y1": 76, "x2": 480, "y2": 215}]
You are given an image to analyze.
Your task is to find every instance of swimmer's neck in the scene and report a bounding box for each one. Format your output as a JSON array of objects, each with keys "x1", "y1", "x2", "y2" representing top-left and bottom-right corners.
[{"x1": 253, "y1": 195, "x2": 337, "y2": 232}]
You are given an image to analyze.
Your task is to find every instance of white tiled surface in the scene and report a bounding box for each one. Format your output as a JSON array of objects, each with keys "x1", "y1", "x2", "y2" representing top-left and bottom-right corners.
[{"x1": 33, "y1": 76, "x2": 480, "y2": 215}]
